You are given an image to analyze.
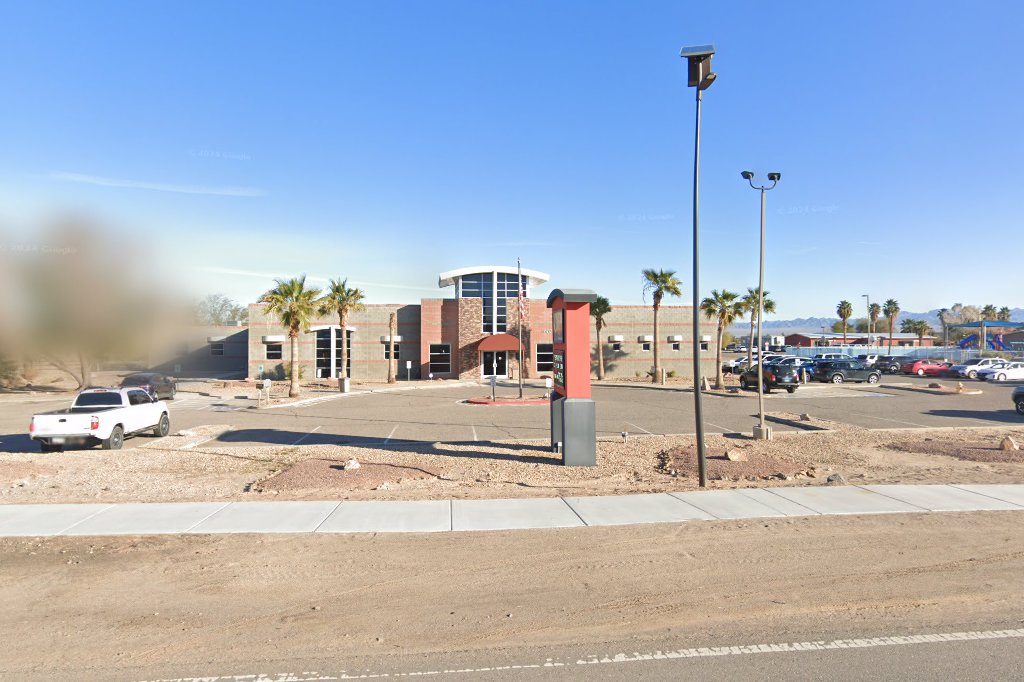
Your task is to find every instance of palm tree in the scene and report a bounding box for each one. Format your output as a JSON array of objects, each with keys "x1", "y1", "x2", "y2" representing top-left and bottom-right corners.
[
  {"x1": 836, "y1": 300, "x2": 853, "y2": 345},
  {"x1": 901, "y1": 319, "x2": 933, "y2": 346},
  {"x1": 259, "y1": 275, "x2": 322, "y2": 398},
  {"x1": 868, "y1": 302, "x2": 881, "y2": 346},
  {"x1": 700, "y1": 289, "x2": 742, "y2": 389},
  {"x1": 318, "y1": 278, "x2": 366, "y2": 392},
  {"x1": 998, "y1": 306, "x2": 1012, "y2": 322},
  {"x1": 981, "y1": 304, "x2": 998, "y2": 320},
  {"x1": 882, "y1": 299, "x2": 900, "y2": 353},
  {"x1": 642, "y1": 269, "x2": 682, "y2": 383},
  {"x1": 590, "y1": 295, "x2": 612, "y2": 380},
  {"x1": 740, "y1": 287, "x2": 776, "y2": 366}
]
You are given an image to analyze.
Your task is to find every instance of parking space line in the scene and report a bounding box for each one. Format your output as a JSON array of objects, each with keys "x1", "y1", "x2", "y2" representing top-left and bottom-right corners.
[
  {"x1": 384, "y1": 424, "x2": 399, "y2": 444},
  {"x1": 840, "y1": 409, "x2": 929, "y2": 428},
  {"x1": 626, "y1": 422, "x2": 657, "y2": 435},
  {"x1": 291, "y1": 425, "x2": 321, "y2": 445},
  {"x1": 472, "y1": 425, "x2": 478, "y2": 441}
]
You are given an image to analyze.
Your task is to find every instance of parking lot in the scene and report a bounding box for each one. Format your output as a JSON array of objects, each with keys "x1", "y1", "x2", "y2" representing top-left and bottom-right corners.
[{"x1": 3, "y1": 375, "x2": 1022, "y2": 453}]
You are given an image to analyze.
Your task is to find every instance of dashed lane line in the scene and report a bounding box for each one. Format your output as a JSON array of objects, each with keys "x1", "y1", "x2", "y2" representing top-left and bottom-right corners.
[
  {"x1": 384, "y1": 425, "x2": 399, "y2": 444},
  {"x1": 136, "y1": 628, "x2": 1024, "y2": 681}
]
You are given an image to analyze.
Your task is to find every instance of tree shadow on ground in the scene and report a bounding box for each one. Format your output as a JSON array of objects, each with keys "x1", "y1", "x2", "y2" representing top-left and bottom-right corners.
[
  {"x1": 215, "y1": 428, "x2": 559, "y2": 464},
  {"x1": 926, "y1": 409, "x2": 1024, "y2": 424}
]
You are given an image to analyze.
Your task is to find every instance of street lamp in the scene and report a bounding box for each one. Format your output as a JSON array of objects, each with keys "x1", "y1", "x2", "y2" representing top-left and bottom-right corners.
[
  {"x1": 862, "y1": 294, "x2": 871, "y2": 344},
  {"x1": 681, "y1": 44, "x2": 716, "y2": 488},
  {"x1": 741, "y1": 170, "x2": 780, "y2": 441}
]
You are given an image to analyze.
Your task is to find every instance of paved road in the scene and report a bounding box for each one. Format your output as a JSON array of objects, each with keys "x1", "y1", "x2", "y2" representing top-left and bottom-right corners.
[{"x1": 2, "y1": 377, "x2": 1021, "y2": 452}]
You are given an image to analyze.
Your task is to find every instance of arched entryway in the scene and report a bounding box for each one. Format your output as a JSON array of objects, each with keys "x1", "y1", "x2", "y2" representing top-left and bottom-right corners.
[{"x1": 478, "y1": 333, "x2": 520, "y2": 378}]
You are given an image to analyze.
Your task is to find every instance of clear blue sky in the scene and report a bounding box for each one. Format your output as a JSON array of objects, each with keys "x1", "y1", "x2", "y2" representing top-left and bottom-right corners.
[{"x1": 2, "y1": 1, "x2": 1022, "y2": 317}]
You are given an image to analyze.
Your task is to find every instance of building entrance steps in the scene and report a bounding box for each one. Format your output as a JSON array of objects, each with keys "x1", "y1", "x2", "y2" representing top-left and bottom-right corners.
[{"x1": 0, "y1": 484, "x2": 1021, "y2": 538}]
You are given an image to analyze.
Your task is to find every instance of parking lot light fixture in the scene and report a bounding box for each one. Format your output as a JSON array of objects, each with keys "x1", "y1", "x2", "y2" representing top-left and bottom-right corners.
[
  {"x1": 742, "y1": 171, "x2": 780, "y2": 440},
  {"x1": 681, "y1": 43, "x2": 716, "y2": 487}
]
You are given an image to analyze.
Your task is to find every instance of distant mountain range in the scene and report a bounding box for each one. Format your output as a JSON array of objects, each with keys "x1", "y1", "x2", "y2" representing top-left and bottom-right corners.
[{"x1": 729, "y1": 308, "x2": 1024, "y2": 335}]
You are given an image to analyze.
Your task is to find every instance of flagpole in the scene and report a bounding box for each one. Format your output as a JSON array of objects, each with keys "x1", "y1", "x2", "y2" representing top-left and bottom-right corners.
[{"x1": 518, "y1": 257, "x2": 524, "y2": 400}]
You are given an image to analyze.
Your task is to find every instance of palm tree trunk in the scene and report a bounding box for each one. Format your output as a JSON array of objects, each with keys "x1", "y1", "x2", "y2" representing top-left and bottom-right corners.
[
  {"x1": 747, "y1": 314, "x2": 755, "y2": 366},
  {"x1": 596, "y1": 320, "x2": 605, "y2": 380},
  {"x1": 652, "y1": 305, "x2": 660, "y2": 383},
  {"x1": 338, "y1": 310, "x2": 349, "y2": 392},
  {"x1": 888, "y1": 319, "x2": 894, "y2": 353},
  {"x1": 842, "y1": 320, "x2": 847, "y2": 345},
  {"x1": 387, "y1": 312, "x2": 397, "y2": 384},
  {"x1": 289, "y1": 332, "x2": 299, "y2": 398},
  {"x1": 715, "y1": 320, "x2": 724, "y2": 389}
]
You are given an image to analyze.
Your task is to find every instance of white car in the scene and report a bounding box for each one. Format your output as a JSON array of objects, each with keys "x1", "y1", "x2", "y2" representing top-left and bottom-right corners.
[
  {"x1": 949, "y1": 357, "x2": 1009, "y2": 379},
  {"x1": 978, "y1": 362, "x2": 1024, "y2": 382},
  {"x1": 29, "y1": 387, "x2": 170, "y2": 452}
]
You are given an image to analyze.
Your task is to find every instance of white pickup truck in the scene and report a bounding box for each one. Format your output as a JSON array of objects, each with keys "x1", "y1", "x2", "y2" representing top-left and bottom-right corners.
[{"x1": 29, "y1": 387, "x2": 171, "y2": 452}]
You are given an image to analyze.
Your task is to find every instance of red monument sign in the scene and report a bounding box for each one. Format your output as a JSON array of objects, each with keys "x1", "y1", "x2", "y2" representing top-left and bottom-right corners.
[{"x1": 546, "y1": 289, "x2": 597, "y2": 466}]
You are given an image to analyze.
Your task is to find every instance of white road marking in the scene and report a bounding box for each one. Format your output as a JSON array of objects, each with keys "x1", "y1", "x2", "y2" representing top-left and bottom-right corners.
[
  {"x1": 384, "y1": 424, "x2": 399, "y2": 444},
  {"x1": 705, "y1": 421, "x2": 736, "y2": 433},
  {"x1": 179, "y1": 429, "x2": 231, "y2": 451},
  {"x1": 839, "y1": 409, "x2": 929, "y2": 428},
  {"x1": 291, "y1": 425, "x2": 322, "y2": 446},
  {"x1": 136, "y1": 628, "x2": 1024, "y2": 681},
  {"x1": 625, "y1": 422, "x2": 656, "y2": 435},
  {"x1": 471, "y1": 425, "x2": 478, "y2": 441}
]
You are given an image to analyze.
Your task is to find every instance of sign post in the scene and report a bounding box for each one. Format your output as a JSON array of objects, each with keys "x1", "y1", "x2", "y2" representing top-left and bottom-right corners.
[{"x1": 546, "y1": 288, "x2": 598, "y2": 466}]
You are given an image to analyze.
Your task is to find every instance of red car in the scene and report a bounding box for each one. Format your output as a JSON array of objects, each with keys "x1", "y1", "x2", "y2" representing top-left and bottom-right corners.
[{"x1": 900, "y1": 358, "x2": 951, "y2": 376}]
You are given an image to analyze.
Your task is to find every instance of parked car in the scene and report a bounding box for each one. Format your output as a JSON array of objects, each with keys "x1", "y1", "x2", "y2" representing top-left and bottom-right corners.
[
  {"x1": 813, "y1": 352, "x2": 854, "y2": 361},
  {"x1": 772, "y1": 356, "x2": 817, "y2": 380},
  {"x1": 978, "y1": 362, "x2": 1024, "y2": 382},
  {"x1": 1014, "y1": 386, "x2": 1024, "y2": 416},
  {"x1": 120, "y1": 372, "x2": 177, "y2": 400},
  {"x1": 738, "y1": 362, "x2": 800, "y2": 394},
  {"x1": 724, "y1": 344, "x2": 739, "y2": 352},
  {"x1": 722, "y1": 357, "x2": 748, "y2": 374},
  {"x1": 949, "y1": 358, "x2": 1010, "y2": 379},
  {"x1": 814, "y1": 360, "x2": 881, "y2": 385},
  {"x1": 29, "y1": 387, "x2": 170, "y2": 452},
  {"x1": 900, "y1": 358, "x2": 952, "y2": 376},
  {"x1": 875, "y1": 355, "x2": 905, "y2": 374},
  {"x1": 856, "y1": 354, "x2": 880, "y2": 367}
]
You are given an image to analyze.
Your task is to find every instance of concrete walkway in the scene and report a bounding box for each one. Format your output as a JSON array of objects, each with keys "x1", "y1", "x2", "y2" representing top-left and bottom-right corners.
[{"x1": 1, "y1": 484, "x2": 1022, "y2": 538}]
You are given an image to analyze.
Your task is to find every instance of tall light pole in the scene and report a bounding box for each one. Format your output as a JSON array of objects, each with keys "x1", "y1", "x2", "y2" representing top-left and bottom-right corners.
[
  {"x1": 862, "y1": 294, "x2": 871, "y2": 344},
  {"x1": 681, "y1": 44, "x2": 716, "y2": 487},
  {"x1": 741, "y1": 170, "x2": 780, "y2": 440}
]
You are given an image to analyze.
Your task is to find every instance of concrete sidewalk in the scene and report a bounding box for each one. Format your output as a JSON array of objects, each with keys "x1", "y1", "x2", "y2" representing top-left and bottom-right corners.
[{"x1": 1, "y1": 484, "x2": 1022, "y2": 538}]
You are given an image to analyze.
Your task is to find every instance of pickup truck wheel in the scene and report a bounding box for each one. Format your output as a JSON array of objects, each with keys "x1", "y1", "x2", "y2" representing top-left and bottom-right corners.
[
  {"x1": 153, "y1": 413, "x2": 170, "y2": 437},
  {"x1": 103, "y1": 426, "x2": 124, "y2": 450}
]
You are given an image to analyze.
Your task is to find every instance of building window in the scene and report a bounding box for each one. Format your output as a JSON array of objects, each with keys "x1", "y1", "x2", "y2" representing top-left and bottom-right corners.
[
  {"x1": 266, "y1": 343, "x2": 282, "y2": 360},
  {"x1": 460, "y1": 273, "x2": 494, "y2": 333},
  {"x1": 429, "y1": 344, "x2": 451, "y2": 373},
  {"x1": 699, "y1": 341, "x2": 709, "y2": 351},
  {"x1": 641, "y1": 342, "x2": 651, "y2": 352},
  {"x1": 672, "y1": 342, "x2": 681, "y2": 352},
  {"x1": 210, "y1": 343, "x2": 224, "y2": 356},
  {"x1": 536, "y1": 343, "x2": 554, "y2": 372},
  {"x1": 612, "y1": 342, "x2": 621, "y2": 352},
  {"x1": 384, "y1": 343, "x2": 401, "y2": 360}
]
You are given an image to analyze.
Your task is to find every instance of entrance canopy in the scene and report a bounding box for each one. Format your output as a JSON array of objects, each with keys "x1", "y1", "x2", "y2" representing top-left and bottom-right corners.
[{"x1": 477, "y1": 333, "x2": 520, "y2": 352}]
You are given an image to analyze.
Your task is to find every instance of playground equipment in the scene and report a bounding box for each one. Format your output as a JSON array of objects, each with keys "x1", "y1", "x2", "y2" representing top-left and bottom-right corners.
[{"x1": 958, "y1": 333, "x2": 1009, "y2": 351}]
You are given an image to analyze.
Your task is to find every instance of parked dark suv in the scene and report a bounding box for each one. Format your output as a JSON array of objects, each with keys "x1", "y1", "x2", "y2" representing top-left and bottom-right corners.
[
  {"x1": 120, "y1": 372, "x2": 177, "y2": 400},
  {"x1": 814, "y1": 360, "x2": 881, "y2": 385},
  {"x1": 1014, "y1": 386, "x2": 1024, "y2": 416},
  {"x1": 739, "y1": 361, "x2": 801, "y2": 394},
  {"x1": 874, "y1": 356, "x2": 904, "y2": 374}
]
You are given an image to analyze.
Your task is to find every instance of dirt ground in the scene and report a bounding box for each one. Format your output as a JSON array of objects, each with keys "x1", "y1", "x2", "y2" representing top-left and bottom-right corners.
[
  {"x1": 3, "y1": 414, "x2": 1024, "y2": 504},
  {"x1": 1, "y1": 512, "x2": 1021, "y2": 681}
]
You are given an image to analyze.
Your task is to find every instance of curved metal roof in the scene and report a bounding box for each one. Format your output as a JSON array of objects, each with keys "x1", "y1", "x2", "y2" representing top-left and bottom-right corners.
[{"x1": 438, "y1": 265, "x2": 550, "y2": 288}]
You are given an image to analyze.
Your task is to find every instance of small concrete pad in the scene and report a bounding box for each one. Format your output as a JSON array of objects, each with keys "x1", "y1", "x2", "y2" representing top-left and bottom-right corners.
[
  {"x1": 861, "y1": 485, "x2": 1023, "y2": 512},
  {"x1": 734, "y1": 488, "x2": 820, "y2": 516},
  {"x1": 0, "y1": 504, "x2": 111, "y2": 537},
  {"x1": 63, "y1": 502, "x2": 230, "y2": 536},
  {"x1": 766, "y1": 486, "x2": 926, "y2": 515},
  {"x1": 188, "y1": 501, "x2": 340, "y2": 534},
  {"x1": 564, "y1": 493, "x2": 714, "y2": 527},
  {"x1": 670, "y1": 490, "x2": 789, "y2": 519},
  {"x1": 950, "y1": 485, "x2": 1024, "y2": 508},
  {"x1": 318, "y1": 500, "x2": 451, "y2": 533},
  {"x1": 452, "y1": 498, "x2": 583, "y2": 531}
]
